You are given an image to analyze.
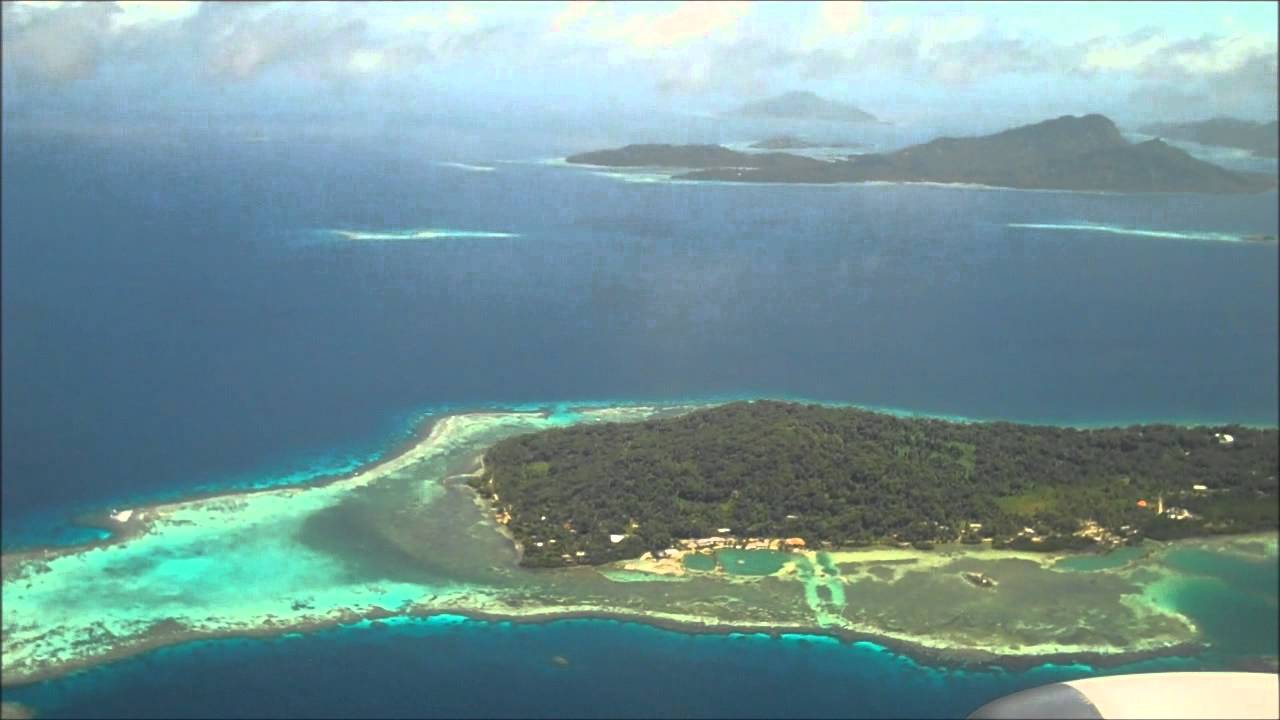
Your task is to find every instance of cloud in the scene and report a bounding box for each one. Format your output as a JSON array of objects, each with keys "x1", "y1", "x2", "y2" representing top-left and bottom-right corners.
[
  {"x1": 2, "y1": 1, "x2": 121, "y2": 83},
  {"x1": 3, "y1": 1, "x2": 1274, "y2": 126},
  {"x1": 1128, "y1": 49, "x2": 1278, "y2": 120},
  {"x1": 803, "y1": 1, "x2": 865, "y2": 48},
  {"x1": 193, "y1": 5, "x2": 372, "y2": 81},
  {"x1": 590, "y1": 1, "x2": 752, "y2": 53},
  {"x1": 550, "y1": 1, "x2": 597, "y2": 33},
  {"x1": 655, "y1": 38, "x2": 799, "y2": 95},
  {"x1": 1074, "y1": 27, "x2": 1276, "y2": 82},
  {"x1": 1079, "y1": 27, "x2": 1168, "y2": 71},
  {"x1": 1154, "y1": 32, "x2": 1275, "y2": 79},
  {"x1": 1073, "y1": 27, "x2": 1278, "y2": 118},
  {"x1": 926, "y1": 36, "x2": 1051, "y2": 85},
  {"x1": 112, "y1": 1, "x2": 198, "y2": 30}
]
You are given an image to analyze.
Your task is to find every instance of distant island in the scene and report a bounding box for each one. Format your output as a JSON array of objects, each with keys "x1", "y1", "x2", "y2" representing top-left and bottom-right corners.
[
  {"x1": 732, "y1": 91, "x2": 878, "y2": 123},
  {"x1": 748, "y1": 134, "x2": 867, "y2": 150},
  {"x1": 475, "y1": 401, "x2": 1278, "y2": 567},
  {"x1": 1137, "y1": 117, "x2": 1279, "y2": 158},
  {"x1": 566, "y1": 114, "x2": 1278, "y2": 193}
]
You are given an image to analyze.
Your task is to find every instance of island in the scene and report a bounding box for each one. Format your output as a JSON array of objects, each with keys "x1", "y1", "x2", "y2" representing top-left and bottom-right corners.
[
  {"x1": 474, "y1": 401, "x2": 1278, "y2": 567},
  {"x1": 748, "y1": 135, "x2": 866, "y2": 150},
  {"x1": 1137, "y1": 117, "x2": 1279, "y2": 159},
  {"x1": 2, "y1": 401, "x2": 1277, "y2": 691},
  {"x1": 732, "y1": 91, "x2": 878, "y2": 123},
  {"x1": 566, "y1": 114, "x2": 1279, "y2": 193},
  {"x1": 565, "y1": 143, "x2": 830, "y2": 171}
]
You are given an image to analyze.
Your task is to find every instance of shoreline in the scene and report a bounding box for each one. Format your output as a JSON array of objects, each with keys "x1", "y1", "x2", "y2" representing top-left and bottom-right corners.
[
  {"x1": 558, "y1": 157, "x2": 1279, "y2": 197},
  {"x1": 3, "y1": 404, "x2": 1275, "y2": 689}
]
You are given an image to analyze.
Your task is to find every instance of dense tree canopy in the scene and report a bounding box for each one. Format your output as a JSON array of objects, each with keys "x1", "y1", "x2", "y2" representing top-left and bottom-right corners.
[{"x1": 473, "y1": 401, "x2": 1279, "y2": 567}]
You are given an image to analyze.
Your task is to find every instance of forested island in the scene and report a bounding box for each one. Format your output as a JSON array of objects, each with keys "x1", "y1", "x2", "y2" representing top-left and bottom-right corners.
[
  {"x1": 474, "y1": 401, "x2": 1279, "y2": 567},
  {"x1": 565, "y1": 114, "x2": 1278, "y2": 193}
]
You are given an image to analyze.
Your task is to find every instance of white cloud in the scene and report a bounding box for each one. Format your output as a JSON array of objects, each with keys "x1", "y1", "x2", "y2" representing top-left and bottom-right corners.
[
  {"x1": 2, "y1": 0, "x2": 121, "y2": 82},
  {"x1": 587, "y1": 1, "x2": 753, "y2": 53},
  {"x1": 111, "y1": 1, "x2": 198, "y2": 30},
  {"x1": 918, "y1": 15, "x2": 983, "y2": 52},
  {"x1": 3, "y1": 0, "x2": 1275, "y2": 123},
  {"x1": 550, "y1": 1, "x2": 597, "y2": 33},
  {"x1": 347, "y1": 48, "x2": 384, "y2": 74},
  {"x1": 1166, "y1": 32, "x2": 1272, "y2": 74},
  {"x1": 199, "y1": 6, "x2": 371, "y2": 82},
  {"x1": 803, "y1": 1, "x2": 865, "y2": 47},
  {"x1": 1081, "y1": 31, "x2": 1169, "y2": 71}
]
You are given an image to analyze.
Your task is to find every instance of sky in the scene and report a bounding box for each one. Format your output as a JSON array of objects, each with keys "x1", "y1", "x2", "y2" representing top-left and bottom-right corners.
[{"x1": 2, "y1": 1, "x2": 1277, "y2": 137}]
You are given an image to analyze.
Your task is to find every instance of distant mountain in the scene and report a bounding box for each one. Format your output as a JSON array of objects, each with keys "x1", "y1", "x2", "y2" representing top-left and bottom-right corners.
[
  {"x1": 566, "y1": 114, "x2": 1277, "y2": 194},
  {"x1": 1137, "y1": 118, "x2": 1279, "y2": 158},
  {"x1": 732, "y1": 91, "x2": 878, "y2": 123}
]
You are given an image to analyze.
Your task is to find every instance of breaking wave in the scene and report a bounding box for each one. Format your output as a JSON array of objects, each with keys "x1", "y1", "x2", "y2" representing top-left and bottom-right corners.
[
  {"x1": 437, "y1": 162, "x2": 496, "y2": 172},
  {"x1": 1007, "y1": 222, "x2": 1256, "y2": 243},
  {"x1": 327, "y1": 228, "x2": 520, "y2": 242}
]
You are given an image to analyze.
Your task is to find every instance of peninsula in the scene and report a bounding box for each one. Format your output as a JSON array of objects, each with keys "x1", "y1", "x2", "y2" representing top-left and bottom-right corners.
[{"x1": 566, "y1": 114, "x2": 1278, "y2": 193}]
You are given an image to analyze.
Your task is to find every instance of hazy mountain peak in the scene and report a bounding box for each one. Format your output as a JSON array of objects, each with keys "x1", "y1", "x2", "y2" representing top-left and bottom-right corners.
[{"x1": 733, "y1": 91, "x2": 878, "y2": 123}]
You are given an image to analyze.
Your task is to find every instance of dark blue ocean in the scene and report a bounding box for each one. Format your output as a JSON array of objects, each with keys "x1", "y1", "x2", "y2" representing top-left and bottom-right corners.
[{"x1": 2, "y1": 125, "x2": 1277, "y2": 716}]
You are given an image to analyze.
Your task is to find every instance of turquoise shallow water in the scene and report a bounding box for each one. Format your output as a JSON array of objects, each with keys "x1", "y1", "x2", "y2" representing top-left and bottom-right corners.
[
  {"x1": 717, "y1": 549, "x2": 792, "y2": 576},
  {"x1": 683, "y1": 552, "x2": 717, "y2": 572},
  {"x1": 1053, "y1": 547, "x2": 1148, "y2": 572},
  {"x1": 1159, "y1": 548, "x2": 1280, "y2": 657}
]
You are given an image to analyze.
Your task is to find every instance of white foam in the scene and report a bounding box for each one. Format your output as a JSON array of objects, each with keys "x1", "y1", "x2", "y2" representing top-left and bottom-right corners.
[
  {"x1": 437, "y1": 162, "x2": 495, "y2": 173},
  {"x1": 1007, "y1": 222, "x2": 1251, "y2": 243},
  {"x1": 590, "y1": 171, "x2": 676, "y2": 184},
  {"x1": 329, "y1": 228, "x2": 519, "y2": 242}
]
